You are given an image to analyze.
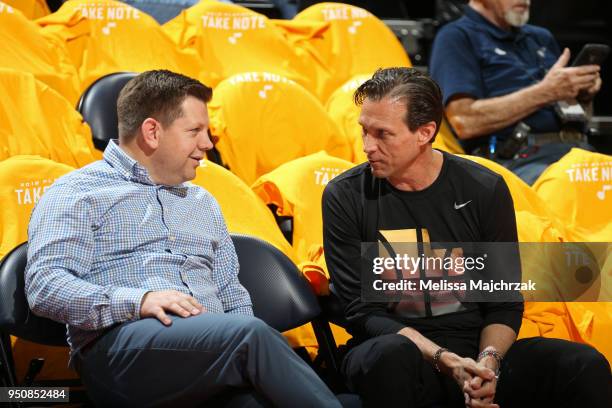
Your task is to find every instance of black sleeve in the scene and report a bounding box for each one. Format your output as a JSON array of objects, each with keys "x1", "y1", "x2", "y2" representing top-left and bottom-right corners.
[
  {"x1": 322, "y1": 181, "x2": 406, "y2": 338},
  {"x1": 478, "y1": 176, "x2": 524, "y2": 334}
]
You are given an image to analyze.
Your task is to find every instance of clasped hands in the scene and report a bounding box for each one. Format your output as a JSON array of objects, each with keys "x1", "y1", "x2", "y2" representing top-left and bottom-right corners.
[{"x1": 439, "y1": 350, "x2": 500, "y2": 408}]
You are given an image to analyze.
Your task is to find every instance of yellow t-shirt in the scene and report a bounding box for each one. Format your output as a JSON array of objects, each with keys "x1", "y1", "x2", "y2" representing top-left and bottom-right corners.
[
  {"x1": 37, "y1": 0, "x2": 205, "y2": 93},
  {"x1": 0, "y1": 156, "x2": 74, "y2": 258},
  {"x1": 191, "y1": 159, "x2": 296, "y2": 263},
  {"x1": 0, "y1": 68, "x2": 98, "y2": 168},
  {"x1": 3, "y1": 0, "x2": 50, "y2": 19},
  {"x1": 252, "y1": 151, "x2": 354, "y2": 265},
  {"x1": 325, "y1": 74, "x2": 370, "y2": 163},
  {"x1": 533, "y1": 148, "x2": 612, "y2": 242},
  {"x1": 519, "y1": 301, "x2": 612, "y2": 365},
  {"x1": 208, "y1": 71, "x2": 352, "y2": 185},
  {"x1": 464, "y1": 155, "x2": 612, "y2": 362},
  {"x1": 293, "y1": 2, "x2": 411, "y2": 101},
  {"x1": 0, "y1": 155, "x2": 77, "y2": 382},
  {"x1": 0, "y1": 2, "x2": 80, "y2": 104},
  {"x1": 462, "y1": 155, "x2": 569, "y2": 242},
  {"x1": 163, "y1": 0, "x2": 314, "y2": 91}
]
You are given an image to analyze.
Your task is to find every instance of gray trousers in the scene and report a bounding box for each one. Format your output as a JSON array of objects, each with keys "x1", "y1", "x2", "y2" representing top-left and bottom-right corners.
[{"x1": 75, "y1": 313, "x2": 341, "y2": 407}]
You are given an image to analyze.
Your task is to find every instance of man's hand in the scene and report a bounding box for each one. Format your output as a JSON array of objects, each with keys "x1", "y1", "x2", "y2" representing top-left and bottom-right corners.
[
  {"x1": 463, "y1": 350, "x2": 501, "y2": 408},
  {"x1": 140, "y1": 290, "x2": 205, "y2": 325},
  {"x1": 540, "y1": 48, "x2": 601, "y2": 102},
  {"x1": 578, "y1": 72, "x2": 602, "y2": 103},
  {"x1": 438, "y1": 352, "x2": 497, "y2": 404},
  {"x1": 464, "y1": 370, "x2": 498, "y2": 408}
]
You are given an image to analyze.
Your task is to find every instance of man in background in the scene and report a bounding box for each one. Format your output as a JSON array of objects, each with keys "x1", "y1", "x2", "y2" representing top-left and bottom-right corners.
[{"x1": 430, "y1": 0, "x2": 602, "y2": 184}]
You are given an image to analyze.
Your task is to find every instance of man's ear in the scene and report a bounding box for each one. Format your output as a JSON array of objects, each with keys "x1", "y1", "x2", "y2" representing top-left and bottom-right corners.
[
  {"x1": 417, "y1": 121, "x2": 437, "y2": 146},
  {"x1": 140, "y1": 118, "x2": 161, "y2": 149}
]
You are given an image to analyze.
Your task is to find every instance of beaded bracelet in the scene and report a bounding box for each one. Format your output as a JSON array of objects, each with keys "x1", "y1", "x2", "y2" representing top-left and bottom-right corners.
[
  {"x1": 477, "y1": 349, "x2": 502, "y2": 376},
  {"x1": 433, "y1": 347, "x2": 449, "y2": 373}
]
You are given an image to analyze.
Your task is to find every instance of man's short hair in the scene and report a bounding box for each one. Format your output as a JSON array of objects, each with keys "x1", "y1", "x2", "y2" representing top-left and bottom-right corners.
[
  {"x1": 117, "y1": 70, "x2": 213, "y2": 142},
  {"x1": 354, "y1": 67, "x2": 443, "y2": 142}
]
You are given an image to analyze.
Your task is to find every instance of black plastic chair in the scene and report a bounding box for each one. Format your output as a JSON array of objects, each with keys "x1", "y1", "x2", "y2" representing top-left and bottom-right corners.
[
  {"x1": 77, "y1": 72, "x2": 137, "y2": 151},
  {"x1": 0, "y1": 237, "x2": 353, "y2": 403},
  {"x1": 0, "y1": 243, "x2": 86, "y2": 406},
  {"x1": 231, "y1": 234, "x2": 346, "y2": 390}
]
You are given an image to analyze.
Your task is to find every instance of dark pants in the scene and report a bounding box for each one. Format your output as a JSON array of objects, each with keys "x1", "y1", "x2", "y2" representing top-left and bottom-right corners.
[
  {"x1": 75, "y1": 313, "x2": 342, "y2": 407},
  {"x1": 342, "y1": 335, "x2": 611, "y2": 408}
]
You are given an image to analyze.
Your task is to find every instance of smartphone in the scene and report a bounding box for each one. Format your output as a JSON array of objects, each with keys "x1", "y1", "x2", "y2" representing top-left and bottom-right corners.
[{"x1": 572, "y1": 43, "x2": 610, "y2": 66}]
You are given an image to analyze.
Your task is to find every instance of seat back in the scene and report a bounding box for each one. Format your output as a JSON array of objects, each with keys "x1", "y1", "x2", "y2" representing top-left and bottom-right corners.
[
  {"x1": 252, "y1": 151, "x2": 354, "y2": 266},
  {"x1": 0, "y1": 155, "x2": 75, "y2": 259},
  {"x1": 325, "y1": 74, "x2": 371, "y2": 163},
  {"x1": 0, "y1": 243, "x2": 67, "y2": 347},
  {"x1": 0, "y1": 68, "x2": 97, "y2": 167},
  {"x1": 163, "y1": 0, "x2": 314, "y2": 90},
  {"x1": 462, "y1": 154, "x2": 569, "y2": 242},
  {"x1": 294, "y1": 2, "x2": 410, "y2": 101},
  {"x1": 0, "y1": 3, "x2": 80, "y2": 104},
  {"x1": 208, "y1": 71, "x2": 351, "y2": 184},
  {"x1": 231, "y1": 234, "x2": 320, "y2": 333},
  {"x1": 192, "y1": 160, "x2": 296, "y2": 263},
  {"x1": 77, "y1": 72, "x2": 137, "y2": 151},
  {"x1": 2, "y1": 0, "x2": 51, "y2": 19},
  {"x1": 533, "y1": 148, "x2": 612, "y2": 241},
  {"x1": 38, "y1": 0, "x2": 205, "y2": 94}
]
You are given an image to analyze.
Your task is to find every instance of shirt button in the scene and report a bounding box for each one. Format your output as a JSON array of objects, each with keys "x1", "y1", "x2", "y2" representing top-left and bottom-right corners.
[
  {"x1": 169, "y1": 235, "x2": 176, "y2": 242},
  {"x1": 126, "y1": 313, "x2": 133, "y2": 319}
]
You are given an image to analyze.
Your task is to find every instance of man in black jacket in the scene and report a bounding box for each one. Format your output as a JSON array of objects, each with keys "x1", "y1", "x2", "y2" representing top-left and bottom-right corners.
[{"x1": 322, "y1": 67, "x2": 611, "y2": 407}]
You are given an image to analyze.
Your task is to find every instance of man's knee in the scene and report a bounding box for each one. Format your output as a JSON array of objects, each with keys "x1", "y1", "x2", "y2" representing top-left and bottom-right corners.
[
  {"x1": 371, "y1": 334, "x2": 421, "y2": 364},
  {"x1": 561, "y1": 342, "x2": 610, "y2": 376},
  {"x1": 345, "y1": 334, "x2": 422, "y2": 377},
  {"x1": 232, "y1": 315, "x2": 280, "y2": 341},
  {"x1": 342, "y1": 334, "x2": 423, "y2": 402}
]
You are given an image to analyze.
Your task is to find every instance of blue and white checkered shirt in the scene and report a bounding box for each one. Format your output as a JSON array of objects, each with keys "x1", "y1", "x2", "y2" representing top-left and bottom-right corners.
[{"x1": 25, "y1": 140, "x2": 253, "y2": 360}]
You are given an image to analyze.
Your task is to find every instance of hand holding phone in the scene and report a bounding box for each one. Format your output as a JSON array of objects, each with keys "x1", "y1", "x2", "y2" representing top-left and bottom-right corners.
[{"x1": 572, "y1": 43, "x2": 610, "y2": 67}]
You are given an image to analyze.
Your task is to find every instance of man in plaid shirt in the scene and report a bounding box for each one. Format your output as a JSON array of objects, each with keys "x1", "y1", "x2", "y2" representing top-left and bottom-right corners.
[{"x1": 25, "y1": 70, "x2": 341, "y2": 407}]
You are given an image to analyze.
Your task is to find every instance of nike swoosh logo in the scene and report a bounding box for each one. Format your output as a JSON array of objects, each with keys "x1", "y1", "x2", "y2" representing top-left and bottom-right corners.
[{"x1": 454, "y1": 200, "x2": 472, "y2": 210}]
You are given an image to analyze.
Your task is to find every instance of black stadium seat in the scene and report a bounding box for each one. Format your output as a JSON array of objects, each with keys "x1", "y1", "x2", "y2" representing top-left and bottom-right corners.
[
  {"x1": 230, "y1": 234, "x2": 348, "y2": 393},
  {"x1": 77, "y1": 72, "x2": 137, "y2": 151},
  {"x1": 0, "y1": 238, "x2": 356, "y2": 404},
  {"x1": 0, "y1": 243, "x2": 86, "y2": 405}
]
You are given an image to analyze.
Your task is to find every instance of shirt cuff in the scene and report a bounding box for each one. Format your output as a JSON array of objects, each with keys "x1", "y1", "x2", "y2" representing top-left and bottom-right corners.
[{"x1": 110, "y1": 287, "x2": 149, "y2": 323}]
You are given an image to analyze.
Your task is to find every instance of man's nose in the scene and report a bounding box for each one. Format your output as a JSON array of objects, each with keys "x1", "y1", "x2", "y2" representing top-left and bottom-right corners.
[
  {"x1": 362, "y1": 133, "x2": 377, "y2": 154},
  {"x1": 199, "y1": 130, "x2": 214, "y2": 151}
]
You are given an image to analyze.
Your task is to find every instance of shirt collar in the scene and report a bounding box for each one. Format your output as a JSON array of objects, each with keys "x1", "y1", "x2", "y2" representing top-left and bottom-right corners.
[
  {"x1": 463, "y1": 5, "x2": 525, "y2": 41},
  {"x1": 102, "y1": 140, "x2": 190, "y2": 197},
  {"x1": 103, "y1": 139, "x2": 155, "y2": 185}
]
